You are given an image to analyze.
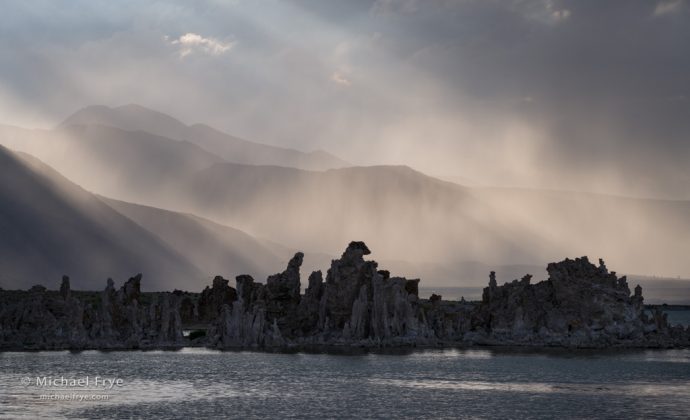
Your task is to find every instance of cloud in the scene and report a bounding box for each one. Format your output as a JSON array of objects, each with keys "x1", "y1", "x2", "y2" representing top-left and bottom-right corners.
[
  {"x1": 654, "y1": 0, "x2": 684, "y2": 16},
  {"x1": 168, "y1": 32, "x2": 234, "y2": 57},
  {"x1": 517, "y1": 0, "x2": 572, "y2": 25},
  {"x1": 1, "y1": 0, "x2": 690, "y2": 200},
  {"x1": 371, "y1": 0, "x2": 420, "y2": 16},
  {"x1": 550, "y1": 8, "x2": 571, "y2": 22},
  {"x1": 330, "y1": 72, "x2": 351, "y2": 86}
]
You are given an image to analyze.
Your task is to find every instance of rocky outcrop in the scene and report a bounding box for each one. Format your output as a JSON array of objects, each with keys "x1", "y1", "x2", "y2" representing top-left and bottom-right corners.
[
  {"x1": 0, "y1": 274, "x2": 184, "y2": 350},
  {"x1": 319, "y1": 242, "x2": 377, "y2": 332},
  {"x1": 205, "y1": 243, "x2": 689, "y2": 349},
  {"x1": 197, "y1": 276, "x2": 237, "y2": 322},
  {"x1": 469, "y1": 257, "x2": 689, "y2": 347},
  {"x1": 205, "y1": 243, "x2": 436, "y2": 348},
  {"x1": 296, "y1": 270, "x2": 324, "y2": 334},
  {"x1": 265, "y1": 253, "x2": 303, "y2": 336},
  {"x1": 1, "y1": 242, "x2": 689, "y2": 351},
  {"x1": 207, "y1": 274, "x2": 269, "y2": 348},
  {"x1": 207, "y1": 254, "x2": 306, "y2": 348}
]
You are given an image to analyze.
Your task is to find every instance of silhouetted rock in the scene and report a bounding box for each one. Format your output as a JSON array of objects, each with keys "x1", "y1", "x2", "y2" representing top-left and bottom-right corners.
[
  {"x1": 0, "y1": 274, "x2": 185, "y2": 350},
  {"x1": 469, "y1": 257, "x2": 683, "y2": 347},
  {"x1": 297, "y1": 271, "x2": 324, "y2": 334},
  {"x1": 120, "y1": 273, "x2": 142, "y2": 304},
  {"x1": 320, "y1": 241, "x2": 380, "y2": 331},
  {"x1": 1, "y1": 245, "x2": 688, "y2": 351},
  {"x1": 198, "y1": 276, "x2": 237, "y2": 322},
  {"x1": 29, "y1": 284, "x2": 46, "y2": 293},
  {"x1": 265, "y1": 253, "x2": 303, "y2": 335},
  {"x1": 60, "y1": 276, "x2": 71, "y2": 300}
]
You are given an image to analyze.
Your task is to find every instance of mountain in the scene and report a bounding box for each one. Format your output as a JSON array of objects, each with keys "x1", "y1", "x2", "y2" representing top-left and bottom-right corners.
[
  {"x1": 61, "y1": 104, "x2": 349, "y2": 171},
  {"x1": 168, "y1": 163, "x2": 543, "y2": 269},
  {"x1": 0, "y1": 123, "x2": 223, "y2": 204},
  {"x1": 155, "y1": 161, "x2": 690, "y2": 281},
  {"x1": 102, "y1": 198, "x2": 286, "y2": 283},
  {"x1": 3, "y1": 104, "x2": 690, "y2": 284},
  {"x1": 0, "y1": 146, "x2": 288, "y2": 291},
  {"x1": 0, "y1": 145, "x2": 203, "y2": 290}
]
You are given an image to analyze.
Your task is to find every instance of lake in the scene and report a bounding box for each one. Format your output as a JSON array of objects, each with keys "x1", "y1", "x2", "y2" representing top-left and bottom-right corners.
[{"x1": 1, "y1": 348, "x2": 689, "y2": 419}]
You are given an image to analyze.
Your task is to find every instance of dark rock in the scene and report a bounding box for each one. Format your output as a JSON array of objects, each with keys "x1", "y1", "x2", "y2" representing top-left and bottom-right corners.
[
  {"x1": 198, "y1": 276, "x2": 237, "y2": 322},
  {"x1": 120, "y1": 274, "x2": 142, "y2": 304},
  {"x1": 297, "y1": 271, "x2": 324, "y2": 334},
  {"x1": 29, "y1": 285, "x2": 46, "y2": 293},
  {"x1": 60, "y1": 276, "x2": 71, "y2": 300},
  {"x1": 1, "y1": 243, "x2": 688, "y2": 351},
  {"x1": 265, "y1": 253, "x2": 303, "y2": 335},
  {"x1": 470, "y1": 256, "x2": 665, "y2": 347},
  {"x1": 405, "y1": 279, "x2": 420, "y2": 297},
  {"x1": 319, "y1": 242, "x2": 380, "y2": 331}
]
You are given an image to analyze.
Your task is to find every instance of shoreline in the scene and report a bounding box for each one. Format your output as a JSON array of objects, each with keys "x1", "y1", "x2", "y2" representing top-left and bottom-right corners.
[
  {"x1": 2, "y1": 345, "x2": 689, "y2": 358},
  {"x1": 2, "y1": 339, "x2": 689, "y2": 354}
]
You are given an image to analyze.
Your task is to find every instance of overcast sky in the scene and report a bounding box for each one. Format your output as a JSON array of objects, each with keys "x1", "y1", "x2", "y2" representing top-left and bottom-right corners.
[{"x1": 1, "y1": 0, "x2": 689, "y2": 198}]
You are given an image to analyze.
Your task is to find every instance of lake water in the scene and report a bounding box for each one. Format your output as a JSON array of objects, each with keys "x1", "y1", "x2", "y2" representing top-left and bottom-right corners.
[{"x1": 1, "y1": 348, "x2": 689, "y2": 419}]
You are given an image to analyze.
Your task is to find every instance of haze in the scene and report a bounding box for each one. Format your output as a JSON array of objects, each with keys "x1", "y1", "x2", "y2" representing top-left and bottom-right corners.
[{"x1": 0, "y1": 1, "x2": 689, "y2": 291}]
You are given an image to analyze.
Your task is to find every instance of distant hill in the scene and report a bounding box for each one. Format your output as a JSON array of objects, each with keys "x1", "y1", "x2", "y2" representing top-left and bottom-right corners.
[
  {"x1": 0, "y1": 146, "x2": 287, "y2": 291},
  {"x1": 61, "y1": 104, "x2": 349, "y2": 171},
  {"x1": 163, "y1": 162, "x2": 690, "y2": 281},
  {"x1": 0, "y1": 145, "x2": 202, "y2": 290},
  {"x1": 103, "y1": 198, "x2": 286, "y2": 283},
  {"x1": 167, "y1": 162, "x2": 547, "y2": 268},
  {"x1": 0, "y1": 123, "x2": 224, "y2": 204}
]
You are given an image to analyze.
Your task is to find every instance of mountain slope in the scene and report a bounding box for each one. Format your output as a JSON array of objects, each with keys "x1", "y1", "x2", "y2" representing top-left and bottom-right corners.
[
  {"x1": 0, "y1": 123, "x2": 224, "y2": 204},
  {"x1": 164, "y1": 162, "x2": 690, "y2": 280},
  {"x1": 61, "y1": 104, "x2": 349, "y2": 170},
  {"x1": 0, "y1": 145, "x2": 204, "y2": 290},
  {"x1": 103, "y1": 198, "x2": 287, "y2": 283},
  {"x1": 0, "y1": 147, "x2": 293, "y2": 291},
  {"x1": 170, "y1": 163, "x2": 539, "y2": 268}
]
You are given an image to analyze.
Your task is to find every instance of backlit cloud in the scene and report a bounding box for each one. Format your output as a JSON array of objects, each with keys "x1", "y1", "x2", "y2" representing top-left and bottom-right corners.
[
  {"x1": 330, "y1": 72, "x2": 351, "y2": 86},
  {"x1": 654, "y1": 0, "x2": 684, "y2": 16},
  {"x1": 1, "y1": 0, "x2": 689, "y2": 199},
  {"x1": 168, "y1": 33, "x2": 234, "y2": 57}
]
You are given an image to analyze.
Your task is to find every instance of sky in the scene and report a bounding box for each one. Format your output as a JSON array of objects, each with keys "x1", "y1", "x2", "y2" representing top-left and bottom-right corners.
[{"x1": 1, "y1": 0, "x2": 689, "y2": 198}]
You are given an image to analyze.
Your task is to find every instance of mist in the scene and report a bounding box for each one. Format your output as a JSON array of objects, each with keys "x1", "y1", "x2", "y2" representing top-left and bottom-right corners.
[
  {"x1": 2, "y1": 1, "x2": 690, "y2": 198},
  {"x1": 1, "y1": 1, "x2": 689, "y2": 288},
  {"x1": 2, "y1": 112, "x2": 689, "y2": 285}
]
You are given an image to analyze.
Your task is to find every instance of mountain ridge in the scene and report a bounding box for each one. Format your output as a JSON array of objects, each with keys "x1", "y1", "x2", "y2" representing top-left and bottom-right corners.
[
  {"x1": 0, "y1": 146, "x2": 291, "y2": 291},
  {"x1": 61, "y1": 104, "x2": 349, "y2": 170},
  {"x1": 0, "y1": 145, "x2": 204, "y2": 290}
]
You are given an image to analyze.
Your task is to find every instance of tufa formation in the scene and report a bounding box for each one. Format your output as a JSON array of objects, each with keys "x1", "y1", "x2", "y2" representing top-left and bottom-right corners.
[{"x1": 1, "y1": 242, "x2": 688, "y2": 350}]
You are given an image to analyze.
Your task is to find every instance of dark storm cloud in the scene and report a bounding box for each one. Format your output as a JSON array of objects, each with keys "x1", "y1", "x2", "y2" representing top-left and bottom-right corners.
[
  {"x1": 0, "y1": 0, "x2": 688, "y2": 198},
  {"x1": 362, "y1": 0, "x2": 690, "y2": 196}
]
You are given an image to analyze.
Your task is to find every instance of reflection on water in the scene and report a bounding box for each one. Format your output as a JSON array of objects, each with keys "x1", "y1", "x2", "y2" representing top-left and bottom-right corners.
[
  {"x1": 370, "y1": 378, "x2": 690, "y2": 398},
  {"x1": 370, "y1": 378, "x2": 556, "y2": 393},
  {"x1": 1, "y1": 348, "x2": 689, "y2": 419},
  {"x1": 406, "y1": 348, "x2": 493, "y2": 359}
]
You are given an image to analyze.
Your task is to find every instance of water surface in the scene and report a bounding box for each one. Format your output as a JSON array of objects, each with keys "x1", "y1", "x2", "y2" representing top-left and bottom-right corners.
[{"x1": 1, "y1": 348, "x2": 689, "y2": 419}]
